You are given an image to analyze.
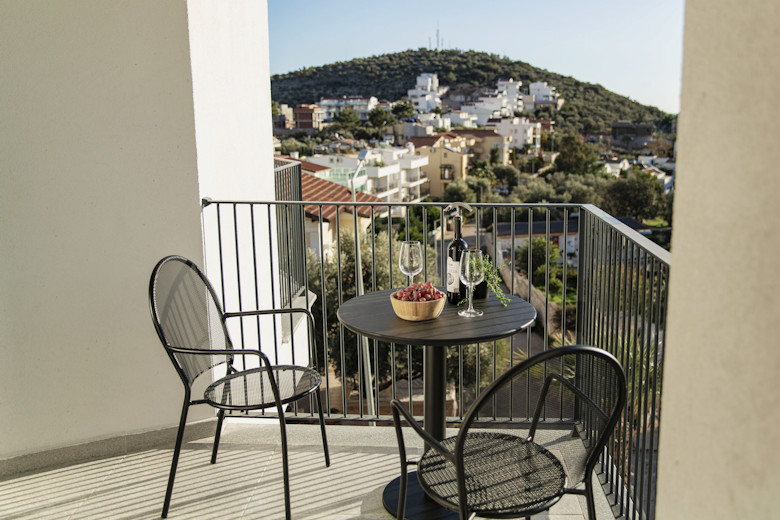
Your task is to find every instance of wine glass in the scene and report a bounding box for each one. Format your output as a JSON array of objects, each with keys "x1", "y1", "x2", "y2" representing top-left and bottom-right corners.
[
  {"x1": 399, "y1": 241, "x2": 423, "y2": 286},
  {"x1": 458, "y1": 248, "x2": 485, "y2": 317}
]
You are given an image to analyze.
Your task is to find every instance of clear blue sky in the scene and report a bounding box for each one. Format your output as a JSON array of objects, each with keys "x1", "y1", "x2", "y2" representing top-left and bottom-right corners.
[{"x1": 268, "y1": 0, "x2": 685, "y2": 114}]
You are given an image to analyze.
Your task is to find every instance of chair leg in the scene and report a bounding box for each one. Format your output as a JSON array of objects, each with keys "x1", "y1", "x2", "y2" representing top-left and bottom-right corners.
[
  {"x1": 315, "y1": 390, "x2": 330, "y2": 467},
  {"x1": 162, "y1": 400, "x2": 189, "y2": 518},
  {"x1": 396, "y1": 462, "x2": 408, "y2": 520},
  {"x1": 211, "y1": 409, "x2": 226, "y2": 464},
  {"x1": 585, "y1": 477, "x2": 596, "y2": 520},
  {"x1": 278, "y1": 415, "x2": 292, "y2": 520}
]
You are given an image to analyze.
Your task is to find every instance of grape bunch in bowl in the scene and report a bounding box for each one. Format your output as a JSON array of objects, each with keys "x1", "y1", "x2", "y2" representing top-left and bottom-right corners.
[{"x1": 390, "y1": 282, "x2": 446, "y2": 321}]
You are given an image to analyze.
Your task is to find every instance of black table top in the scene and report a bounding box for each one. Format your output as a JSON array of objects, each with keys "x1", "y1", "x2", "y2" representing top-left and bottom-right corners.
[{"x1": 337, "y1": 289, "x2": 537, "y2": 347}]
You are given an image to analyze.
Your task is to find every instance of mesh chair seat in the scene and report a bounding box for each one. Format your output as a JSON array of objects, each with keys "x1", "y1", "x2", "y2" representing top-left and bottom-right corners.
[
  {"x1": 418, "y1": 432, "x2": 566, "y2": 516},
  {"x1": 205, "y1": 365, "x2": 322, "y2": 411}
]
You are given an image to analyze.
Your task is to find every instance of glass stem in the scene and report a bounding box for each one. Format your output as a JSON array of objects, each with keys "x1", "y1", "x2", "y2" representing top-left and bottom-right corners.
[{"x1": 468, "y1": 286, "x2": 474, "y2": 312}]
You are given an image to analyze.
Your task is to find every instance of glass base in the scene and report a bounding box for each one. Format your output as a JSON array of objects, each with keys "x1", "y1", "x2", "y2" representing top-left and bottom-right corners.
[{"x1": 458, "y1": 308, "x2": 483, "y2": 317}]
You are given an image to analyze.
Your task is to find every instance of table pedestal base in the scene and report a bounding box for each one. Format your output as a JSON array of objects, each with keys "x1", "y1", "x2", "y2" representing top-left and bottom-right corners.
[{"x1": 382, "y1": 471, "x2": 458, "y2": 520}]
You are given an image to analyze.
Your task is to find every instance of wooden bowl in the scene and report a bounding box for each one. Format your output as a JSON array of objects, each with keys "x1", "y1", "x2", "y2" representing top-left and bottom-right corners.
[{"x1": 390, "y1": 290, "x2": 446, "y2": 321}]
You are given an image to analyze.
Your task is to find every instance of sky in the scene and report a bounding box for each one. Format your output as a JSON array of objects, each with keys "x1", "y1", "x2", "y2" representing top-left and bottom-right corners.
[{"x1": 268, "y1": 0, "x2": 685, "y2": 114}]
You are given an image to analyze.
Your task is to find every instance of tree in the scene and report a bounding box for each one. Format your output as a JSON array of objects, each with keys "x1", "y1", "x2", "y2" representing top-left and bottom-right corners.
[
  {"x1": 515, "y1": 238, "x2": 563, "y2": 294},
  {"x1": 392, "y1": 99, "x2": 415, "y2": 120},
  {"x1": 368, "y1": 107, "x2": 396, "y2": 129},
  {"x1": 271, "y1": 100, "x2": 281, "y2": 117},
  {"x1": 493, "y1": 164, "x2": 521, "y2": 190},
  {"x1": 554, "y1": 134, "x2": 601, "y2": 175},
  {"x1": 489, "y1": 147, "x2": 501, "y2": 165},
  {"x1": 333, "y1": 107, "x2": 360, "y2": 128},
  {"x1": 602, "y1": 172, "x2": 663, "y2": 220},
  {"x1": 442, "y1": 180, "x2": 476, "y2": 203}
]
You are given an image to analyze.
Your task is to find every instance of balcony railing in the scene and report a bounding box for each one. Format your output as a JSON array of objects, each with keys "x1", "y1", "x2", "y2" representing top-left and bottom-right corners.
[{"x1": 201, "y1": 200, "x2": 669, "y2": 520}]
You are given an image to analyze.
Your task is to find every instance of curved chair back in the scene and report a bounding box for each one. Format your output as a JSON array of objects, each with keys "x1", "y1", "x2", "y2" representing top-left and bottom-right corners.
[
  {"x1": 149, "y1": 255, "x2": 232, "y2": 386},
  {"x1": 458, "y1": 345, "x2": 626, "y2": 492}
]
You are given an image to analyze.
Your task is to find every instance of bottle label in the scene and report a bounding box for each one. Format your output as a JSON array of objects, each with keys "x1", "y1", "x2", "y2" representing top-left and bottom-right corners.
[{"x1": 446, "y1": 257, "x2": 459, "y2": 292}]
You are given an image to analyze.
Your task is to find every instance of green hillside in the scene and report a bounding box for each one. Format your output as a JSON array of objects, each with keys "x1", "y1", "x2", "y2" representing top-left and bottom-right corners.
[{"x1": 271, "y1": 49, "x2": 673, "y2": 135}]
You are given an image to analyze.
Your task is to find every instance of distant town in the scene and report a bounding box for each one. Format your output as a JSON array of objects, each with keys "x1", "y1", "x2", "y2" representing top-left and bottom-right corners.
[{"x1": 272, "y1": 72, "x2": 675, "y2": 248}]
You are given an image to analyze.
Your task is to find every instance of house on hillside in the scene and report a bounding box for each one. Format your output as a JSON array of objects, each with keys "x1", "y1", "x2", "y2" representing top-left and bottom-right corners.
[
  {"x1": 611, "y1": 121, "x2": 655, "y2": 150},
  {"x1": 293, "y1": 104, "x2": 325, "y2": 130},
  {"x1": 407, "y1": 134, "x2": 470, "y2": 198},
  {"x1": 407, "y1": 73, "x2": 448, "y2": 112},
  {"x1": 298, "y1": 173, "x2": 384, "y2": 258},
  {"x1": 305, "y1": 145, "x2": 429, "y2": 205},
  {"x1": 485, "y1": 116, "x2": 541, "y2": 153},
  {"x1": 523, "y1": 82, "x2": 565, "y2": 111},
  {"x1": 319, "y1": 95, "x2": 378, "y2": 122},
  {"x1": 449, "y1": 128, "x2": 511, "y2": 165}
]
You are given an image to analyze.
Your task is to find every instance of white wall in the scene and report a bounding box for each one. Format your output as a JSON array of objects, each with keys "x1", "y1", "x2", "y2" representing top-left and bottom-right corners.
[
  {"x1": 657, "y1": 0, "x2": 780, "y2": 517},
  {"x1": 0, "y1": 0, "x2": 277, "y2": 461},
  {"x1": 0, "y1": 1, "x2": 203, "y2": 458}
]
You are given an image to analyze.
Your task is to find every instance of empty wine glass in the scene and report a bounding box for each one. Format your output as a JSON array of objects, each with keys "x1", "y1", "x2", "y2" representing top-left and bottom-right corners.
[
  {"x1": 458, "y1": 248, "x2": 485, "y2": 317},
  {"x1": 399, "y1": 241, "x2": 423, "y2": 286}
]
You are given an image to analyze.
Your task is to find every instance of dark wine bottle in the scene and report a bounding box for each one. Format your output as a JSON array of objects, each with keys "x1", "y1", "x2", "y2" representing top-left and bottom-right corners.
[{"x1": 446, "y1": 215, "x2": 468, "y2": 304}]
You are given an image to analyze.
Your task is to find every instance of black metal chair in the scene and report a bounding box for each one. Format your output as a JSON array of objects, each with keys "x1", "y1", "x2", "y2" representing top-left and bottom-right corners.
[
  {"x1": 149, "y1": 255, "x2": 329, "y2": 519},
  {"x1": 391, "y1": 345, "x2": 626, "y2": 520}
]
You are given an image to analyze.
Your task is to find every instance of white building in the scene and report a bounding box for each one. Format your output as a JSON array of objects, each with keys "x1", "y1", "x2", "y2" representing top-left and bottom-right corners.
[
  {"x1": 319, "y1": 95, "x2": 378, "y2": 122},
  {"x1": 496, "y1": 78, "x2": 524, "y2": 113},
  {"x1": 407, "y1": 73, "x2": 448, "y2": 113},
  {"x1": 442, "y1": 110, "x2": 478, "y2": 128},
  {"x1": 485, "y1": 116, "x2": 541, "y2": 151},
  {"x1": 524, "y1": 81, "x2": 565, "y2": 111},
  {"x1": 306, "y1": 145, "x2": 429, "y2": 204},
  {"x1": 417, "y1": 112, "x2": 451, "y2": 131}
]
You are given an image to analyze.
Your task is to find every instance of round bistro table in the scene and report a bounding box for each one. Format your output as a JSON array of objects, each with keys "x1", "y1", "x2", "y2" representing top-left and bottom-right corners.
[{"x1": 337, "y1": 288, "x2": 537, "y2": 520}]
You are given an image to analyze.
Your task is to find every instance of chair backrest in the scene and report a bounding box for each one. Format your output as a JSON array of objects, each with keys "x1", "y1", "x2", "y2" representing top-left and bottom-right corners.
[
  {"x1": 149, "y1": 255, "x2": 232, "y2": 386},
  {"x1": 458, "y1": 345, "x2": 626, "y2": 486}
]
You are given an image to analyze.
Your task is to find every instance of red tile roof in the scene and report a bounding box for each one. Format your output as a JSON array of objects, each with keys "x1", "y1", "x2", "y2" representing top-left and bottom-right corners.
[
  {"x1": 449, "y1": 129, "x2": 501, "y2": 137},
  {"x1": 300, "y1": 173, "x2": 383, "y2": 222},
  {"x1": 406, "y1": 135, "x2": 443, "y2": 148}
]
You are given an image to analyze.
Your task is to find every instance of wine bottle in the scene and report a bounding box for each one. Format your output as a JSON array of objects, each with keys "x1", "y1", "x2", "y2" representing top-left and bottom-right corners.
[{"x1": 446, "y1": 215, "x2": 468, "y2": 304}]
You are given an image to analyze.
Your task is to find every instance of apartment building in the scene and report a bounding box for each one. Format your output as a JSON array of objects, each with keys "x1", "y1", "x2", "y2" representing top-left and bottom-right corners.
[
  {"x1": 449, "y1": 128, "x2": 512, "y2": 165},
  {"x1": 485, "y1": 116, "x2": 541, "y2": 152},
  {"x1": 294, "y1": 104, "x2": 325, "y2": 130},
  {"x1": 523, "y1": 81, "x2": 565, "y2": 111},
  {"x1": 407, "y1": 135, "x2": 470, "y2": 198},
  {"x1": 319, "y1": 95, "x2": 378, "y2": 122}
]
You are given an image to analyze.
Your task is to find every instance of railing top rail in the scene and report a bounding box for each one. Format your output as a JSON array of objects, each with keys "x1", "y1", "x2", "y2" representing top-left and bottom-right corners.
[
  {"x1": 580, "y1": 203, "x2": 671, "y2": 266},
  {"x1": 201, "y1": 199, "x2": 584, "y2": 209}
]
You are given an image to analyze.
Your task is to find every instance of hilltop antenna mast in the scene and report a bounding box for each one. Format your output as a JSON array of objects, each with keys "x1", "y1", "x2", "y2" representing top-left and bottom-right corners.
[{"x1": 436, "y1": 23, "x2": 440, "y2": 50}]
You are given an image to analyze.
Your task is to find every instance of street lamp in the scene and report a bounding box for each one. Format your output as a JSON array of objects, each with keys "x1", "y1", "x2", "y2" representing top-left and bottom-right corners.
[{"x1": 349, "y1": 150, "x2": 375, "y2": 418}]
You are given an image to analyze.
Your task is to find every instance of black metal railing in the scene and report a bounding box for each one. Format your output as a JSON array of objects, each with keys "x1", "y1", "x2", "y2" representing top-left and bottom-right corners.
[{"x1": 200, "y1": 200, "x2": 669, "y2": 520}]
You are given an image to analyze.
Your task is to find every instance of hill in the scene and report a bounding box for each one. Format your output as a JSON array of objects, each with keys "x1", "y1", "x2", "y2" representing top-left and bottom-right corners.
[{"x1": 270, "y1": 49, "x2": 673, "y2": 135}]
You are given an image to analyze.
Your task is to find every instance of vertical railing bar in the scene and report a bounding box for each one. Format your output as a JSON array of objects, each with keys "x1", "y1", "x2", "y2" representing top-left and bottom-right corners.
[
  {"x1": 648, "y1": 262, "x2": 667, "y2": 520},
  {"x1": 619, "y1": 234, "x2": 633, "y2": 517},
  {"x1": 526, "y1": 206, "x2": 532, "y2": 419},
  {"x1": 603, "y1": 229, "x2": 619, "y2": 494},
  {"x1": 458, "y1": 344, "x2": 464, "y2": 421},
  {"x1": 637, "y1": 251, "x2": 651, "y2": 519},
  {"x1": 317, "y1": 205, "x2": 331, "y2": 417},
  {"x1": 491, "y1": 205, "x2": 498, "y2": 420},
  {"x1": 509, "y1": 206, "x2": 516, "y2": 420},
  {"x1": 626, "y1": 243, "x2": 640, "y2": 520},
  {"x1": 371, "y1": 206, "x2": 379, "y2": 417},
  {"x1": 352, "y1": 204, "x2": 364, "y2": 419},
  {"x1": 298, "y1": 203, "x2": 313, "y2": 418},
  {"x1": 334, "y1": 205, "x2": 347, "y2": 417},
  {"x1": 265, "y1": 205, "x2": 280, "y2": 367}
]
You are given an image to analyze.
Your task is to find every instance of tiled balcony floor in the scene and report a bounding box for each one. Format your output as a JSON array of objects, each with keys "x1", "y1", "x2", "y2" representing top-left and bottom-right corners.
[{"x1": 0, "y1": 422, "x2": 614, "y2": 519}]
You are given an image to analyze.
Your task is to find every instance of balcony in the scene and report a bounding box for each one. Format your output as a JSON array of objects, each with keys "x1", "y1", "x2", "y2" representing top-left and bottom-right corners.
[
  {"x1": 201, "y1": 198, "x2": 668, "y2": 519},
  {"x1": 1, "y1": 199, "x2": 667, "y2": 520}
]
